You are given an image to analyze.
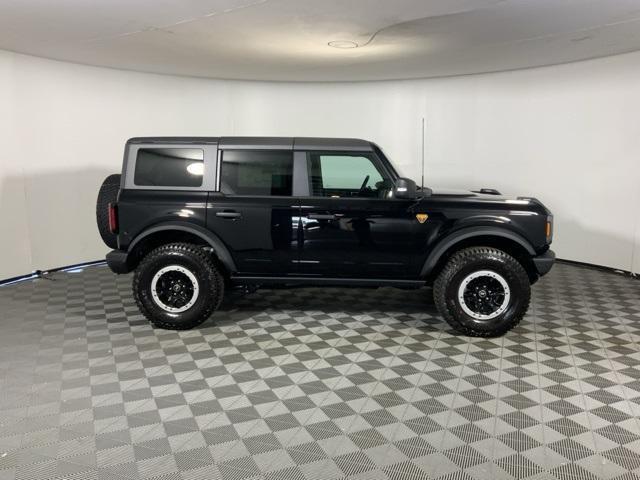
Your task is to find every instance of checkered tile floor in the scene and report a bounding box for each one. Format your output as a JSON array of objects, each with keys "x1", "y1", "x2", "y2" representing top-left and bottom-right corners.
[{"x1": 1, "y1": 262, "x2": 639, "y2": 480}]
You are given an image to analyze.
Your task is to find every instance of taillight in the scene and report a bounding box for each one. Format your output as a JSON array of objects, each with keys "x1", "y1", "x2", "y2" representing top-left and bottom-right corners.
[{"x1": 108, "y1": 203, "x2": 118, "y2": 234}]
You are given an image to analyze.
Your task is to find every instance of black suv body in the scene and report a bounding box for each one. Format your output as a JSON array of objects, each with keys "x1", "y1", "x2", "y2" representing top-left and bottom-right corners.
[{"x1": 98, "y1": 136, "x2": 554, "y2": 336}]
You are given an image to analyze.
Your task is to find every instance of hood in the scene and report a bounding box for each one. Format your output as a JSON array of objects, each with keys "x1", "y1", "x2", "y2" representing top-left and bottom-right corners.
[
  {"x1": 429, "y1": 187, "x2": 507, "y2": 200},
  {"x1": 431, "y1": 188, "x2": 478, "y2": 196},
  {"x1": 423, "y1": 186, "x2": 551, "y2": 214}
]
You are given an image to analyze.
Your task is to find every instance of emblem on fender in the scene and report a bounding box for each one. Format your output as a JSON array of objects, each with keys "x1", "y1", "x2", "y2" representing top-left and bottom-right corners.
[{"x1": 416, "y1": 213, "x2": 429, "y2": 224}]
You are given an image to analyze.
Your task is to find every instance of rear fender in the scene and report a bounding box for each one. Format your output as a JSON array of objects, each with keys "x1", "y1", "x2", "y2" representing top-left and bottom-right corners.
[{"x1": 128, "y1": 222, "x2": 237, "y2": 273}]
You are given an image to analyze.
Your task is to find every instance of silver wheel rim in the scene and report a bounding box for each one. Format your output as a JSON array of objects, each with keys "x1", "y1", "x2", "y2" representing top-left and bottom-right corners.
[
  {"x1": 458, "y1": 270, "x2": 511, "y2": 321},
  {"x1": 151, "y1": 265, "x2": 199, "y2": 313}
]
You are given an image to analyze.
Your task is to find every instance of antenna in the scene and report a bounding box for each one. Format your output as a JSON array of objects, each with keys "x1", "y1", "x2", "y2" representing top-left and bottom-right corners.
[{"x1": 421, "y1": 117, "x2": 425, "y2": 192}]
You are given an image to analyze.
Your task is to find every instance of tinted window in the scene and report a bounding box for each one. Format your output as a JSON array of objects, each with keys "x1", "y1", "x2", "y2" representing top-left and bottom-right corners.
[
  {"x1": 134, "y1": 148, "x2": 204, "y2": 187},
  {"x1": 308, "y1": 153, "x2": 388, "y2": 198},
  {"x1": 221, "y1": 150, "x2": 293, "y2": 196}
]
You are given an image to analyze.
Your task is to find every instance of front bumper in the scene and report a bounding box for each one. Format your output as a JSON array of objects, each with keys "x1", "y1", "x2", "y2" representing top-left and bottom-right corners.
[
  {"x1": 106, "y1": 250, "x2": 133, "y2": 274},
  {"x1": 533, "y1": 249, "x2": 555, "y2": 276}
]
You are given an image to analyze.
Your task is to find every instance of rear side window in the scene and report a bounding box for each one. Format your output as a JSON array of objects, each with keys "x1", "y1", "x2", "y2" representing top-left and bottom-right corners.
[
  {"x1": 134, "y1": 148, "x2": 204, "y2": 187},
  {"x1": 220, "y1": 150, "x2": 293, "y2": 196}
]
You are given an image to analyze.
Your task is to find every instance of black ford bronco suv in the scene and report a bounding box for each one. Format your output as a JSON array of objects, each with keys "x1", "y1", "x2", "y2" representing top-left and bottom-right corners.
[{"x1": 97, "y1": 137, "x2": 554, "y2": 336}]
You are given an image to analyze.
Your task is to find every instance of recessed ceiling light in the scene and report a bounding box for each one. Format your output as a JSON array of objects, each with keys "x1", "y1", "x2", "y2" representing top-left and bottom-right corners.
[{"x1": 328, "y1": 40, "x2": 358, "y2": 49}]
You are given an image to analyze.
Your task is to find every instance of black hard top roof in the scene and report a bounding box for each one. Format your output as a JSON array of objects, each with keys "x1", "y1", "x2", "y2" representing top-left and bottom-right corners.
[{"x1": 126, "y1": 136, "x2": 373, "y2": 151}]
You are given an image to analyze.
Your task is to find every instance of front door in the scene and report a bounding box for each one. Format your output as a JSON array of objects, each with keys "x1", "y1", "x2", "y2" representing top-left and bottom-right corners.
[
  {"x1": 207, "y1": 149, "x2": 300, "y2": 276},
  {"x1": 298, "y1": 151, "x2": 421, "y2": 278}
]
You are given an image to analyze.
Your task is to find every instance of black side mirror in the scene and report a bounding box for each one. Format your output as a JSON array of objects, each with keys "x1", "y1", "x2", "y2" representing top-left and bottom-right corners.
[{"x1": 394, "y1": 177, "x2": 417, "y2": 199}]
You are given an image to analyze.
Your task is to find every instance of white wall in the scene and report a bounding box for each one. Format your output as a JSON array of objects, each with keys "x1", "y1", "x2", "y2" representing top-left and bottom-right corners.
[{"x1": 1, "y1": 49, "x2": 639, "y2": 279}]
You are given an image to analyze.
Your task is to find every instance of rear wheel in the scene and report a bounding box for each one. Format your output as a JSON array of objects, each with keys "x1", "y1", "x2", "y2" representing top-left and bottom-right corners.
[
  {"x1": 133, "y1": 243, "x2": 224, "y2": 330},
  {"x1": 433, "y1": 247, "x2": 530, "y2": 337}
]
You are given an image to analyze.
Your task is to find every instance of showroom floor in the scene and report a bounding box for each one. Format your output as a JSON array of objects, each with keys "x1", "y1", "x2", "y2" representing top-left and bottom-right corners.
[{"x1": 0, "y1": 262, "x2": 639, "y2": 480}]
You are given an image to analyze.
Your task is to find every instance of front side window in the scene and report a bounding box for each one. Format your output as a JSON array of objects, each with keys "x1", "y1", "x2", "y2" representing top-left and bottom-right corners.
[
  {"x1": 307, "y1": 152, "x2": 390, "y2": 198},
  {"x1": 220, "y1": 150, "x2": 293, "y2": 196},
  {"x1": 134, "y1": 148, "x2": 204, "y2": 187}
]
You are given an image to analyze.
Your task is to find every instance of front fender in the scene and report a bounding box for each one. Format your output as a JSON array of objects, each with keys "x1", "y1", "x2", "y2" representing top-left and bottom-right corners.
[{"x1": 420, "y1": 226, "x2": 536, "y2": 277}]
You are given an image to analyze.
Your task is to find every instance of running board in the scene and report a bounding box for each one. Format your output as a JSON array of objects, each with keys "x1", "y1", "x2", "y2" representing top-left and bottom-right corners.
[{"x1": 230, "y1": 276, "x2": 426, "y2": 288}]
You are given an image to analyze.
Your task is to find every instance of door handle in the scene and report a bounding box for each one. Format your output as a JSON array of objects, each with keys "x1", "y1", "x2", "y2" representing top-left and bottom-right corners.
[
  {"x1": 216, "y1": 211, "x2": 242, "y2": 219},
  {"x1": 307, "y1": 213, "x2": 337, "y2": 220}
]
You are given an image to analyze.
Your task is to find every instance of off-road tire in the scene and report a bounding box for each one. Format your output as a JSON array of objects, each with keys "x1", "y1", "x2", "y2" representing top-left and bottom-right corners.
[
  {"x1": 96, "y1": 174, "x2": 121, "y2": 249},
  {"x1": 433, "y1": 247, "x2": 530, "y2": 337},
  {"x1": 133, "y1": 243, "x2": 224, "y2": 330}
]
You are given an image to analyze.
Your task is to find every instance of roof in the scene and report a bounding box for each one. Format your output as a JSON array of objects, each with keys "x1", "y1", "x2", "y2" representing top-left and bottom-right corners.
[{"x1": 126, "y1": 136, "x2": 373, "y2": 151}]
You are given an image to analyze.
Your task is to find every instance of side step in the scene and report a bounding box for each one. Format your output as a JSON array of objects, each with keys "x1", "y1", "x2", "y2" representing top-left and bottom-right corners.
[{"x1": 230, "y1": 276, "x2": 426, "y2": 289}]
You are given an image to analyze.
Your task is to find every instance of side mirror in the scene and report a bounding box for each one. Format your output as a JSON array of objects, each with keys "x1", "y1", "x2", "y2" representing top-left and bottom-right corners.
[{"x1": 394, "y1": 177, "x2": 417, "y2": 199}]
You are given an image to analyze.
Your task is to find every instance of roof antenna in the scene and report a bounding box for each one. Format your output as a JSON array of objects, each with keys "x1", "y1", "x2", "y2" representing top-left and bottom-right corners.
[{"x1": 421, "y1": 117, "x2": 425, "y2": 193}]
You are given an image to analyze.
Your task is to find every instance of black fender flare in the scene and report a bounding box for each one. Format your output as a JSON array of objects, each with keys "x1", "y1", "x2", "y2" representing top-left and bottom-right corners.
[
  {"x1": 128, "y1": 222, "x2": 237, "y2": 273},
  {"x1": 420, "y1": 227, "x2": 536, "y2": 277}
]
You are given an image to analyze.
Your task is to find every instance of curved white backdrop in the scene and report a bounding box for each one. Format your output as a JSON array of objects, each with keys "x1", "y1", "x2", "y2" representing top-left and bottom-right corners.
[{"x1": 1, "y1": 49, "x2": 639, "y2": 279}]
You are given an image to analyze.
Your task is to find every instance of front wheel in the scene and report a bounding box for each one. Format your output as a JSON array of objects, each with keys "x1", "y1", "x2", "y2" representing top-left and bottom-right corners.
[
  {"x1": 433, "y1": 247, "x2": 531, "y2": 337},
  {"x1": 133, "y1": 243, "x2": 224, "y2": 330}
]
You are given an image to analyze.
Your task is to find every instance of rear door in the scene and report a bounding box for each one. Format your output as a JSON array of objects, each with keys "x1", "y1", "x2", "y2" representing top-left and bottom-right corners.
[
  {"x1": 297, "y1": 150, "x2": 421, "y2": 278},
  {"x1": 206, "y1": 140, "x2": 301, "y2": 276}
]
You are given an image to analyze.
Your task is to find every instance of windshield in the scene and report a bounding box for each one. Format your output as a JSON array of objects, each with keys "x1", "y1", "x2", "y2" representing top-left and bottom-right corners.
[{"x1": 371, "y1": 143, "x2": 401, "y2": 180}]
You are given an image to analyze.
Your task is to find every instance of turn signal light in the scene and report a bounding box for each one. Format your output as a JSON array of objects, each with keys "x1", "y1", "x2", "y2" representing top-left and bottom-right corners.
[
  {"x1": 545, "y1": 216, "x2": 553, "y2": 242},
  {"x1": 108, "y1": 203, "x2": 118, "y2": 234}
]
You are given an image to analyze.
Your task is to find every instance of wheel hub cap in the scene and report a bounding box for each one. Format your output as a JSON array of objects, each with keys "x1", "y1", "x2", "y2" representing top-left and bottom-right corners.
[
  {"x1": 458, "y1": 270, "x2": 510, "y2": 321},
  {"x1": 151, "y1": 265, "x2": 199, "y2": 313}
]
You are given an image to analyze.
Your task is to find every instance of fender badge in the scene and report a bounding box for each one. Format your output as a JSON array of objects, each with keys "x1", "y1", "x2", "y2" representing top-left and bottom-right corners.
[{"x1": 416, "y1": 213, "x2": 429, "y2": 224}]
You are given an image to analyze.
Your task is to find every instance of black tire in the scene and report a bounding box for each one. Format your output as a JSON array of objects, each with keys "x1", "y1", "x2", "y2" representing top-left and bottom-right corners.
[
  {"x1": 433, "y1": 247, "x2": 530, "y2": 337},
  {"x1": 133, "y1": 243, "x2": 224, "y2": 330},
  {"x1": 96, "y1": 174, "x2": 121, "y2": 249}
]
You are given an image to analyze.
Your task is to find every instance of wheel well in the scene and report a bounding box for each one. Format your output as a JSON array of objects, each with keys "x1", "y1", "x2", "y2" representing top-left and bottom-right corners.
[
  {"x1": 427, "y1": 235, "x2": 538, "y2": 283},
  {"x1": 128, "y1": 230, "x2": 229, "y2": 276}
]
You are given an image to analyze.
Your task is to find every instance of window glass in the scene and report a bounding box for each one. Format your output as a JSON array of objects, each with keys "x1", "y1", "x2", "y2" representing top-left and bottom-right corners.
[
  {"x1": 134, "y1": 148, "x2": 204, "y2": 187},
  {"x1": 308, "y1": 153, "x2": 388, "y2": 198},
  {"x1": 221, "y1": 150, "x2": 293, "y2": 196}
]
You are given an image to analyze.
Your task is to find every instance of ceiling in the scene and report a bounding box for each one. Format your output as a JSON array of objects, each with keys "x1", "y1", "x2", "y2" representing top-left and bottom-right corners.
[{"x1": 1, "y1": 0, "x2": 640, "y2": 81}]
